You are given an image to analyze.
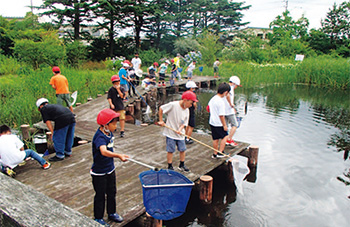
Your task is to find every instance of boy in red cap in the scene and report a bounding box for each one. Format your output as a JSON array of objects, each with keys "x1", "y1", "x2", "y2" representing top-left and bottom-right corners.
[
  {"x1": 91, "y1": 109, "x2": 129, "y2": 226},
  {"x1": 158, "y1": 91, "x2": 198, "y2": 172},
  {"x1": 107, "y1": 75, "x2": 126, "y2": 138},
  {"x1": 49, "y1": 66, "x2": 74, "y2": 113}
]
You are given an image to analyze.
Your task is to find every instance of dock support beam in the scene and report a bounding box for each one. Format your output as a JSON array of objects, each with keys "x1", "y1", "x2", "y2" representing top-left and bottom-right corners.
[
  {"x1": 135, "y1": 99, "x2": 141, "y2": 111},
  {"x1": 227, "y1": 160, "x2": 234, "y2": 184},
  {"x1": 128, "y1": 104, "x2": 135, "y2": 116},
  {"x1": 145, "y1": 212, "x2": 162, "y2": 227},
  {"x1": 248, "y1": 146, "x2": 259, "y2": 167},
  {"x1": 199, "y1": 175, "x2": 213, "y2": 204},
  {"x1": 20, "y1": 124, "x2": 30, "y2": 141}
]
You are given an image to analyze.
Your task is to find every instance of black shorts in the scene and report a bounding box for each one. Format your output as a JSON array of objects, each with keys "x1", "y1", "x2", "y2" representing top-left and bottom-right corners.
[
  {"x1": 188, "y1": 114, "x2": 195, "y2": 127},
  {"x1": 210, "y1": 125, "x2": 228, "y2": 140},
  {"x1": 159, "y1": 73, "x2": 165, "y2": 81}
]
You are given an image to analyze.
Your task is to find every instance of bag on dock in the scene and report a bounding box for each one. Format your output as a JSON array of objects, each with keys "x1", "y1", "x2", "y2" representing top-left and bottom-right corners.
[{"x1": 139, "y1": 169, "x2": 194, "y2": 220}]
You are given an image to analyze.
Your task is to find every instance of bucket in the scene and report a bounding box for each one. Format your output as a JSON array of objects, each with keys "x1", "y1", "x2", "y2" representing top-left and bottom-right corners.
[{"x1": 33, "y1": 135, "x2": 47, "y2": 154}]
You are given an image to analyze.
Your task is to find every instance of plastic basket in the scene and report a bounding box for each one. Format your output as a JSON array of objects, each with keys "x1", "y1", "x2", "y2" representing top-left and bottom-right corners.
[{"x1": 139, "y1": 169, "x2": 194, "y2": 220}]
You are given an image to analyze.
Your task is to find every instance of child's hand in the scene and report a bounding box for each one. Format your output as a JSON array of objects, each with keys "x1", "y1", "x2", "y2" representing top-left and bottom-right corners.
[
  {"x1": 120, "y1": 154, "x2": 129, "y2": 162},
  {"x1": 157, "y1": 121, "x2": 165, "y2": 126}
]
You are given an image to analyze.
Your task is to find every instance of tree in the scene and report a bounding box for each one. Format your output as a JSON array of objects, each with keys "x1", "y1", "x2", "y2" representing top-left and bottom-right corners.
[
  {"x1": 321, "y1": 1, "x2": 350, "y2": 57},
  {"x1": 40, "y1": 0, "x2": 96, "y2": 40}
]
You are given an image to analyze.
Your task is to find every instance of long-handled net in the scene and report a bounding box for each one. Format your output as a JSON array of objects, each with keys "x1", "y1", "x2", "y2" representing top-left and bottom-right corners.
[{"x1": 139, "y1": 169, "x2": 194, "y2": 220}]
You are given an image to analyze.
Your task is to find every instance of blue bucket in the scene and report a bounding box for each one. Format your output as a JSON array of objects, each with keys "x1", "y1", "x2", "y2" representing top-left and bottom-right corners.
[
  {"x1": 199, "y1": 66, "x2": 203, "y2": 72},
  {"x1": 178, "y1": 68, "x2": 183, "y2": 73}
]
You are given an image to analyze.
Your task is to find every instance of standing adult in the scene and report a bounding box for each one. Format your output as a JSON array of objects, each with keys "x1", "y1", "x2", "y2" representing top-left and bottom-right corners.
[
  {"x1": 131, "y1": 53, "x2": 142, "y2": 76},
  {"x1": 36, "y1": 98, "x2": 76, "y2": 162},
  {"x1": 173, "y1": 53, "x2": 182, "y2": 81},
  {"x1": 49, "y1": 66, "x2": 74, "y2": 113},
  {"x1": 119, "y1": 63, "x2": 130, "y2": 101},
  {"x1": 213, "y1": 59, "x2": 221, "y2": 78}
]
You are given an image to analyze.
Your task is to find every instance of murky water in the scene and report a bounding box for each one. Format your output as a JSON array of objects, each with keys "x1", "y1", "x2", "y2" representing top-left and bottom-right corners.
[{"x1": 130, "y1": 84, "x2": 350, "y2": 227}]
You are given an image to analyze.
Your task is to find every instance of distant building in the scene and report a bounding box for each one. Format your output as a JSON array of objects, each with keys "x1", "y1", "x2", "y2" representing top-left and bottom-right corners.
[{"x1": 240, "y1": 27, "x2": 272, "y2": 40}]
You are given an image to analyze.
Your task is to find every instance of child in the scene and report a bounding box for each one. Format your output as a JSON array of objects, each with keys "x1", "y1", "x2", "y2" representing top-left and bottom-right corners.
[
  {"x1": 126, "y1": 64, "x2": 137, "y2": 97},
  {"x1": 170, "y1": 59, "x2": 177, "y2": 86},
  {"x1": 185, "y1": 81, "x2": 198, "y2": 144},
  {"x1": 0, "y1": 125, "x2": 50, "y2": 177},
  {"x1": 147, "y1": 62, "x2": 159, "y2": 84},
  {"x1": 186, "y1": 61, "x2": 196, "y2": 80},
  {"x1": 213, "y1": 59, "x2": 221, "y2": 78},
  {"x1": 224, "y1": 76, "x2": 242, "y2": 146},
  {"x1": 119, "y1": 63, "x2": 130, "y2": 101},
  {"x1": 91, "y1": 109, "x2": 129, "y2": 226},
  {"x1": 208, "y1": 83, "x2": 231, "y2": 159},
  {"x1": 158, "y1": 60, "x2": 170, "y2": 86},
  {"x1": 107, "y1": 75, "x2": 126, "y2": 138},
  {"x1": 49, "y1": 66, "x2": 74, "y2": 113},
  {"x1": 158, "y1": 91, "x2": 198, "y2": 172}
]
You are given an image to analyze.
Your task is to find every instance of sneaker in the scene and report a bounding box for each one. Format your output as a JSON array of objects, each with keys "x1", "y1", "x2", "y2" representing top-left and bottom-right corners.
[
  {"x1": 49, "y1": 156, "x2": 64, "y2": 162},
  {"x1": 168, "y1": 165, "x2": 174, "y2": 170},
  {"x1": 5, "y1": 167, "x2": 16, "y2": 177},
  {"x1": 42, "y1": 162, "x2": 51, "y2": 170},
  {"x1": 108, "y1": 213, "x2": 124, "y2": 222},
  {"x1": 185, "y1": 138, "x2": 194, "y2": 144},
  {"x1": 178, "y1": 165, "x2": 190, "y2": 172},
  {"x1": 226, "y1": 139, "x2": 238, "y2": 146},
  {"x1": 94, "y1": 219, "x2": 110, "y2": 226},
  {"x1": 120, "y1": 131, "x2": 125, "y2": 138},
  {"x1": 211, "y1": 153, "x2": 224, "y2": 159},
  {"x1": 158, "y1": 84, "x2": 162, "y2": 87},
  {"x1": 65, "y1": 154, "x2": 72, "y2": 158}
]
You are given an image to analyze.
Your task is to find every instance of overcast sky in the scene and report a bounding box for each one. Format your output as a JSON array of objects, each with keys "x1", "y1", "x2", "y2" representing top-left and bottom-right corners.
[{"x1": 0, "y1": 0, "x2": 345, "y2": 29}]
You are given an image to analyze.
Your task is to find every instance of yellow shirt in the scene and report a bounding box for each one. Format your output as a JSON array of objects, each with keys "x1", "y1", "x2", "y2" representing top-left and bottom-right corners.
[
  {"x1": 174, "y1": 57, "x2": 180, "y2": 67},
  {"x1": 49, "y1": 74, "x2": 70, "y2": 94}
]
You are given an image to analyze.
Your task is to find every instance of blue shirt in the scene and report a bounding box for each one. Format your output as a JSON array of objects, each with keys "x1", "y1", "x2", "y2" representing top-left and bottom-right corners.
[
  {"x1": 119, "y1": 68, "x2": 128, "y2": 85},
  {"x1": 91, "y1": 129, "x2": 115, "y2": 175}
]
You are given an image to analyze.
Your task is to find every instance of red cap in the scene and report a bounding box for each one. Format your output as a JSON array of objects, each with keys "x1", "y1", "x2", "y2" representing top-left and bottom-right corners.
[
  {"x1": 97, "y1": 109, "x2": 120, "y2": 125},
  {"x1": 123, "y1": 60, "x2": 131, "y2": 65},
  {"x1": 52, "y1": 66, "x2": 60, "y2": 73},
  {"x1": 153, "y1": 62, "x2": 159, "y2": 66},
  {"x1": 182, "y1": 91, "x2": 198, "y2": 102},
  {"x1": 171, "y1": 59, "x2": 174, "y2": 63},
  {"x1": 111, "y1": 75, "x2": 120, "y2": 82}
]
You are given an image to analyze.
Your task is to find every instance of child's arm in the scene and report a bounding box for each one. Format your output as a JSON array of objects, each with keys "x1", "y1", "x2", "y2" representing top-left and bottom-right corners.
[
  {"x1": 157, "y1": 107, "x2": 165, "y2": 126},
  {"x1": 100, "y1": 145, "x2": 129, "y2": 162},
  {"x1": 45, "y1": 121, "x2": 54, "y2": 135},
  {"x1": 176, "y1": 124, "x2": 186, "y2": 135},
  {"x1": 226, "y1": 94, "x2": 234, "y2": 108},
  {"x1": 219, "y1": 115, "x2": 228, "y2": 132},
  {"x1": 107, "y1": 98, "x2": 115, "y2": 110}
]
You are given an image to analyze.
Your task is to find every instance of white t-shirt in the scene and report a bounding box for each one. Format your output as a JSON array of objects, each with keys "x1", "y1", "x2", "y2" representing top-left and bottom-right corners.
[
  {"x1": 160, "y1": 101, "x2": 189, "y2": 140},
  {"x1": 0, "y1": 134, "x2": 26, "y2": 168},
  {"x1": 224, "y1": 85, "x2": 235, "y2": 115},
  {"x1": 187, "y1": 63, "x2": 195, "y2": 72},
  {"x1": 213, "y1": 60, "x2": 220, "y2": 67},
  {"x1": 208, "y1": 95, "x2": 226, "y2": 126},
  {"x1": 131, "y1": 57, "x2": 142, "y2": 70}
]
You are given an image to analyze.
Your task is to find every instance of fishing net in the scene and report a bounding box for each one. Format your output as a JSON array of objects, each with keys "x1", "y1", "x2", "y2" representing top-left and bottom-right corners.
[{"x1": 139, "y1": 169, "x2": 194, "y2": 220}]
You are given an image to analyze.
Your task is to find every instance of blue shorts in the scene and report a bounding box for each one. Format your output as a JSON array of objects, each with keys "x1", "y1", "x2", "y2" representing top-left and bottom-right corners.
[{"x1": 166, "y1": 137, "x2": 186, "y2": 153}]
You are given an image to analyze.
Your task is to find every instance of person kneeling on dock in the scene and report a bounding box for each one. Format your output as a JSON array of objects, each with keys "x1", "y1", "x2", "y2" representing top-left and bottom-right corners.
[
  {"x1": 158, "y1": 91, "x2": 198, "y2": 172},
  {"x1": 0, "y1": 125, "x2": 51, "y2": 177},
  {"x1": 91, "y1": 109, "x2": 129, "y2": 226}
]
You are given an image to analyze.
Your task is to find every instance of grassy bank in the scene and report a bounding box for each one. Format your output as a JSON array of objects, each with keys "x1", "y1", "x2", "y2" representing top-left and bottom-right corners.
[
  {"x1": 1, "y1": 56, "x2": 349, "y2": 128},
  {"x1": 197, "y1": 56, "x2": 349, "y2": 89}
]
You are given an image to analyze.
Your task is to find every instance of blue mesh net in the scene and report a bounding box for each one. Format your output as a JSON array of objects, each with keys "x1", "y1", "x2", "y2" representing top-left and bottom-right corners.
[{"x1": 139, "y1": 169, "x2": 194, "y2": 220}]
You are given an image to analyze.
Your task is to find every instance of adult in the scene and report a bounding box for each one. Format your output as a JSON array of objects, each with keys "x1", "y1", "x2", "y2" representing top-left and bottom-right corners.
[
  {"x1": 213, "y1": 59, "x2": 221, "y2": 78},
  {"x1": 49, "y1": 66, "x2": 74, "y2": 113},
  {"x1": 119, "y1": 63, "x2": 130, "y2": 101},
  {"x1": 36, "y1": 98, "x2": 76, "y2": 162},
  {"x1": 173, "y1": 53, "x2": 182, "y2": 81},
  {"x1": 131, "y1": 53, "x2": 142, "y2": 77}
]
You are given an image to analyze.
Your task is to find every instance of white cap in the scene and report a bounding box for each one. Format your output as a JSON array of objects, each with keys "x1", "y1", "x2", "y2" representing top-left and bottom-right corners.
[
  {"x1": 186, "y1": 81, "x2": 198, "y2": 89},
  {"x1": 229, "y1": 76, "x2": 241, "y2": 86},
  {"x1": 165, "y1": 60, "x2": 170, "y2": 64},
  {"x1": 36, "y1": 98, "x2": 49, "y2": 108},
  {"x1": 123, "y1": 63, "x2": 129, "y2": 67}
]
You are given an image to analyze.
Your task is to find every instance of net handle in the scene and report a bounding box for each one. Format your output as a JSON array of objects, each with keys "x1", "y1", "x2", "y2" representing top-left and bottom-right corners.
[
  {"x1": 128, "y1": 158, "x2": 157, "y2": 171},
  {"x1": 143, "y1": 183, "x2": 194, "y2": 188}
]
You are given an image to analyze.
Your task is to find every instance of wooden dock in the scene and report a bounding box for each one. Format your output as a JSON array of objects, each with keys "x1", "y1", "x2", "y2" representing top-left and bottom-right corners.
[{"x1": 15, "y1": 76, "x2": 250, "y2": 226}]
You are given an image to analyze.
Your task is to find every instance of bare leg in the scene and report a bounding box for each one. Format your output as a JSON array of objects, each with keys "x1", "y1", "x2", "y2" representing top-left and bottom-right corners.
[
  {"x1": 219, "y1": 136, "x2": 228, "y2": 152},
  {"x1": 213, "y1": 139, "x2": 219, "y2": 155},
  {"x1": 120, "y1": 119, "x2": 125, "y2": 132},
  {"x1": 179, "y1": 151, "x2": 185, "y2": 162},
  {"x1": 167, "y1": 152, "x2": 173, "y2": 164},
  {"x1": 228, "y1": 126, "x2": 237, "y2": 141}
]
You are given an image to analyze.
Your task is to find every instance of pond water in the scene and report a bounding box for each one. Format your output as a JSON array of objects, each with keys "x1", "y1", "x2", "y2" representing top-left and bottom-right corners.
[{"x1": 130, "y1": 84, "x2": 350, "y2": 227}]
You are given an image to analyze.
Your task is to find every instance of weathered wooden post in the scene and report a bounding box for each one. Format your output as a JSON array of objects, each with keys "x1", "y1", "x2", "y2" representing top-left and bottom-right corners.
[
  {"x1": 175, "y1": 85, "x2": 179, "y2": 93},
  {"x1": 97, "y1": 94, "x2": 102, "y2": 97},
  {"x1": 144, "y1": 213, "x2": 162, "y2": 227},
  {"x1": 135, "y1": 99, "x2": 141, "y2": 111},
  {"x1": 76, "y1": 103, "x2": 81, "y2": 106},
  {"x1": 248, "y1": 146, "x2": 259, "y2": 167},
  {"x1": 198, "y1": 81, "x2": 201, "y2": 88},
  {"x1": 142, "y1": 96, "x2": 147, "y2": 107},
  {"x1": 162, "y1": 87, "x2": 166, "y2": 96},
  {"x1": 87, "y1": 97, "x2": 93, "y2": 102},
  {"x1": 199, "y1": 175, "x2": 213, "y2": 204},
  {"x1": 128, "y1": 104, "x2": 135, "y2": 116},
  {"x1": 207, "y1": 80, "x2": 211, "y2": 88},
  {"x1": 20, "y1": 124, "x2": 30, "y2": 141},
  {"x1": 227, "y1": 160, "x2": 234, "y2": 184}
]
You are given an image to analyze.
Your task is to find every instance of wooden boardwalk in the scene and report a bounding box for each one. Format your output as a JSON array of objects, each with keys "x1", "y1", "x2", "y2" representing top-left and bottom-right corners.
[{"x1": 15, "y1": 76, "x2": 249, "y2": 226}]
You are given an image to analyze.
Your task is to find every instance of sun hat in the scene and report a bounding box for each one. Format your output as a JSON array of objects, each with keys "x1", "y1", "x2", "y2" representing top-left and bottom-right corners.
[
  {"x1": 111, "y1": 75, "x2": 120, "y2": 82},
  {"x1": 181, "y1": 91, "x2": 198, "y2": 102},
  {"x1": 123, "y1": 63, "x2": 129, "y2": 67},
  {"x1": 171, "y1": 59, "x2": 174, "y2": 63},
  {"x1": 97, "y1": 109, "x2": 120, "y2": 125},
  {"x1": 52, "y1": 66, "x2": 60, "y2": 73},
  {"x1": 229, "y1": 76, "x2": 242, "y2": 86},
  {"x1": 185, "y1": 81, "x2": 198, "y2": 89},
  {"x1": 36, "y1": 98, "x2": 49, "y2": 108}
]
